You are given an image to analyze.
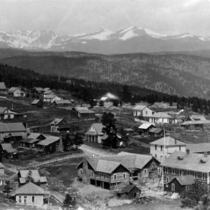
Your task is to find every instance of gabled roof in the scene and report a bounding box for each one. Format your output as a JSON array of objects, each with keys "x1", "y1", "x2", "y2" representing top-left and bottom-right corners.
[
  {"x1": 133, "y1": 105, "x2": 147, "y2": 111},
  {"x1": 168, "y1": 175, "x2": 194, "y2": 186},
  {"x1": 85, "y1": 123, "x2": 104, "y2": 135},
  {"x1": 19, "y1": 170, "x2": 40, "y2": 180},
  {"x1": 0, "y1": 162, "x2": 5, "y2": 168},
  {"x1": 0, "y1": 122, "x2": 26, "y2": 132},
  {"x1": 1, "y1": 143, "x2": 17, "y2": 153},
  {"x1": 73, "y1": 107, "x2": 95, "y2": 114},
  {"x1": 100, "y1": 97, "x2": 108, "y2": 101},
  {"x1": 44, "y1": 94, "x2": 56, "y2": 99},
  {"x1": 31, "y1": 99, "x2": 41, "y2": 105},
  {"x1": 139, "y1": 123, "x2": 154, "y2": 130},
  {"x1": 51, "y1": 118, "x2": 64, "y2": 125},
  {"x1": 150, "y1": 112, "x2": 172, "y2": 118},
  {"x1": 149, "y1": 128, "x2": 163, "y2": 134},
  {"x1": 37, "y1": 136, "x2": 60, "y2": 146},
  {"x1": 190, "y1": 115, "x2": 206, "y2": 121},
  {"x1": 8, "y1": 87, "x2": 19, "y2": 93},
  {"x1": 102, "y1": 152, "x2": 156, "y2": 170},
  {"x1": 0, "y1": 82, "x2": 6, "y2": 90},
  {"x1": 118, "y1": 185, "x2": 140, "y2": 194},
  {"x1": 150, "y1": 136, "x2": 186, "y2": 146},
  {"x1": 15, "y1": 182, "x2": 46, "y2": 195},
  {"x1": 0, "y1": 107, "x2": 8, "y2": 113},
  {"x1": 162, "y1": 151, "x2": 210, "y2": 173},
  {"x1": 27, "y1": 133, "x2": 45, "y2": 140}
]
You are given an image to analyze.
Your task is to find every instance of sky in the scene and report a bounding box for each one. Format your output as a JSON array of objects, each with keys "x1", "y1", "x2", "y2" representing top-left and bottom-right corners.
[{"x1": 0, "y1": 0, "x2": 210, "y2": 36}]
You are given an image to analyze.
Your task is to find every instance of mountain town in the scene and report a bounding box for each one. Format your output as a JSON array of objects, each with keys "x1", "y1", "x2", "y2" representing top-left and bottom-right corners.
[{"x1": 2, "y1": 0, "x2": 210, "y2": 210}]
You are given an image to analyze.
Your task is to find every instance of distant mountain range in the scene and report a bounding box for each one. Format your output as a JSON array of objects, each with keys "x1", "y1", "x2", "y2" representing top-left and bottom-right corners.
[
  {"x1": 1, "y1": 49, "x2": 210, "y2": 98},
  {"x1": 1, "y1": 27, "x2": 210, "y2": 53}
]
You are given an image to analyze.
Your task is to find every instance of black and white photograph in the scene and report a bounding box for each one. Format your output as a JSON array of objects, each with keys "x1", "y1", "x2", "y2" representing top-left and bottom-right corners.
[{"x1": 0, "y1": 0, "x2": 210, "y2": 209}]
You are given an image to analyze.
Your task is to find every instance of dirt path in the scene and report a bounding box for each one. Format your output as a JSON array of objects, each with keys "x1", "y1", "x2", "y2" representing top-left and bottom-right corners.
[{"x1": 79, "y1": 144, "x2": 116, "y2": 157}]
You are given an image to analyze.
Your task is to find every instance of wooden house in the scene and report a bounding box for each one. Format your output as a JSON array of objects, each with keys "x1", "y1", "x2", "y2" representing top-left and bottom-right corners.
[
  {"x1": 77, "y1": 152, "x2": 160, "y2": 190},
  {"x1": 181, "y1": 120, "x2": 210, "y2": 130},
  {"x1": 0, "y1": 107, "x2": 18, "y2": 120},
  {"x1": 149, "y1": 128, "x2": 164, "y2": 137},
  {"x1": 31, "y1": 99, "x2": 43, "y2": 108},
  {"x1": 15, "y1": 182, "x2": 48, "y2": 206},
  {"x1": 0, "y1": 82, "x2": 7, "y2": 96},
  {"x1": 138, "y1": 123, "x2": 155, "y2": 135},
  {"x1": 162, "y1": 150, "x2": 210, "y2": 192},
  {"x1": 85, "y1": 123, "x2": 105, "y2": 143},
  {"x1": 8, "y1": 87, "x2": 26, "y2": 97},
  {"x1": 164, "y1": 175, "x2": 194, "y2": 194},
  {"x1": 133, "y1": 105, "x2": 155, "y2": 118},
  {"x1": 0, "y1": 122, "x2": 27, "y2": 143},
  {"x1": 72, "y1": 107, "x2": 95, "y2": 118},
  {"x1": 146, "y1": 112, "x2": 178, "y2": 124},
  {"x1": 117, "y1": 185, "x2": 141, "y2": 199},
  {"x1": 50, "y1": 118, "x2": 69, "y2": 133},
  {"x1": 36, "y1": 136, "x2": 60, "y2": 153},
  {"x1": 18, "y1": 170, "x2": 47, "y2": 186},
  {"x1": 150, "y1": 136, "x2": 186, "y2": 162},
  {"x1": 1, "y1": 143, "x2": 17, "y2": 159}
]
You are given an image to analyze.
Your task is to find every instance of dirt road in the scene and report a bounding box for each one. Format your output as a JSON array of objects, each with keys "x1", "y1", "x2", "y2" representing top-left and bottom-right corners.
[{"x1": 79, "y1": 144, "x2": 116, "y2": 157}]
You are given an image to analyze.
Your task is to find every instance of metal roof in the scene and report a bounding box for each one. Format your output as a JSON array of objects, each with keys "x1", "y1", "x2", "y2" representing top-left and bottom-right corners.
[
  {"x1": 37, "y1": 136, "x2": 60, "y2": 146},
  {"x1": 139, "y1": 123, "x2": 154, "y2": 130},
  {"x1": 0, "y1": 122, "x2": 26, "y2": 132}
]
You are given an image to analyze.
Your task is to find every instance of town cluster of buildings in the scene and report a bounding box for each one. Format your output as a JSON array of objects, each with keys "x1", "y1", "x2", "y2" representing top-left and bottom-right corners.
[{"x1": 133, "y1": 104, "x2": 210, "y2": 130}]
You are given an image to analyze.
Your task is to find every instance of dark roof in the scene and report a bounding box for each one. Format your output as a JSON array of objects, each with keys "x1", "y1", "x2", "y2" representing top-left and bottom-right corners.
[
  {"x1": 118, "y1": 185, "x2": 140, "y2": 194},
  {"x1": 15, "y1": 182, "x2": 46, "y2": 195},
  {"x1": 168, "y1": 175, "x2": 194, "y2": 186}
]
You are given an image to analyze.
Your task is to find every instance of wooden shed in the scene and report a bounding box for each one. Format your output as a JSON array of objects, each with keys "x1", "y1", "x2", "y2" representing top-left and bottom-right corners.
[{"x1": 117, "y1": 185, "x2": 141, "y2": 199}]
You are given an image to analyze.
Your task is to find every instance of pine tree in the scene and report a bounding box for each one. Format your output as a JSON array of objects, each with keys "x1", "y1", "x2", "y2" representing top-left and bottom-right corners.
[{"x1": 4, "y1": 180, "x2": 12, "y2": 198}]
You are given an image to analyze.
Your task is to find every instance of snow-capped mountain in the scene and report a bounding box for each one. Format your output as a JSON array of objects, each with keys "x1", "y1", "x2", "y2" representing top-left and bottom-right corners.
[{"x1": 1, "y1": 27, "x2": 210, "y2": 53}]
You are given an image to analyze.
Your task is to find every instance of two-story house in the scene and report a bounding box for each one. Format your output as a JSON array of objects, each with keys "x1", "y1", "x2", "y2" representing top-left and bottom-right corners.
[
  {"x1": 133, "y1": 105, "x2": 155, "y2": 119},
  {"x1": 77, "y1": 152, "x2": 160, "y2": 190},
  {"x1": 146, "y1": 112, "x2": 178, "y2": 124},
  {"x1": 85, "y1": 123, "x2": 105, "y2": 143},
  {"x1": 162, "y1": 150, "x2": 210, "y2": 194},
  {"x1": 150, "y1": 136, "x2": 186, "y2": 162},
  {"x1": 50, "y1": 118, "x2": 69, "y2": 133}
]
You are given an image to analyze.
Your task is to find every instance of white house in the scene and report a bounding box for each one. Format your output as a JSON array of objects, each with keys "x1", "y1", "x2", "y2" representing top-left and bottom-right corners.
[
  {"x1": 85, "y1": 123, "x2": 105, "y2": 143},
  {"x1": 15, "y1": 182, "x2": 48, "y2": 206},
  {"x1": 150, "y1": 136, "x2": 186, "y2": 162},
  {"x1": 0, "y1": 107, "x2": 17, "y2": 120},
  {"x1": 146, "y1": 112, "x2": 178, "y2": 124},
  {"x1": 8, "y1": 87, "x2": 26, "y2": 97},
  {"x1": 133, "y1": 105, "x2": 155, "y2": 118}
]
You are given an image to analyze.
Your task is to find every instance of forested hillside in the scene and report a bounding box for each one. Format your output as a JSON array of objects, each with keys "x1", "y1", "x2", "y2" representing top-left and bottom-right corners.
[{"x1": 2, "y1": 51, "x2": 210, "y2": 98}]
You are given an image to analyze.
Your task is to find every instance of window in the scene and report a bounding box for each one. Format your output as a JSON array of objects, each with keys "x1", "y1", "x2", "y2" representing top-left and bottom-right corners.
[
  {"x1": 19, "y1": 196, "x2": 21, "y2": 203},
  {"x1": 171, "y1": 183, "x2": 175, "y2": 192},
  {"x1": 123, "y1": 173, "x2": 126, "y2": 179},
  {"x1": 114, "y1": 174, "x2": 117, "y2": 180},
  {"x1": 32, "y1": 196, "x2": 34, "y2": 203},
  {"x1": 24, "y1": 196, "x2": 27, "y2": 204},
  {"x1": 172, "y1": 169, "x2": 175, "y2": 175},
  {"x1": 144, "y1": 169, "x2": 148, "y2": 175},
  {"x1": 179, "y1": 170, "x2": 182, "y2": 176},
  {"x1": 203, "y1": 173, "x2": 207, "y2": 180},
  {"x1": 161, "y1": 146, "x2": 163, "y2": 151},
  {"x1": 155, "y1": 145, "x2": 157, "y2": 150},
  {"x1": 166, "y1": 177, "x2": 170, "y2": 183},
  {"x1": 155, "y1": 154, "x2": 157, "y2": 158},
  {"x1": 146, "y1": 111, "x2": 148, "y2": 115}
]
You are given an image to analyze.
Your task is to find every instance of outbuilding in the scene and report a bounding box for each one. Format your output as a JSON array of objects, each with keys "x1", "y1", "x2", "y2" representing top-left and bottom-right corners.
[{"x1": 117, "y1": 185, "x2": 141, "y2": 199}]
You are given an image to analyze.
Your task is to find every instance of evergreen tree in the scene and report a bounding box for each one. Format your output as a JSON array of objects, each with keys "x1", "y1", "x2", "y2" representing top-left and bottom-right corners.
[
  {"x1": 4, "y1": 180, "x2": 12, "y2": 198},
  {"x1": 63, "y1": 194, "x2": 76, "y2": 210}
]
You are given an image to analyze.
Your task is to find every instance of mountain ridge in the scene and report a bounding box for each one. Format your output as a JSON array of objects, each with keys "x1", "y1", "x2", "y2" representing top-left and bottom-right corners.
[{"x1": 1, "y1": 27, "x2": 210, "y2": 53}]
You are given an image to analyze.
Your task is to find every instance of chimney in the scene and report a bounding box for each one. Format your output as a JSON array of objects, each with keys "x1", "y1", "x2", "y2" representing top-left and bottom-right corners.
[{"x1": 186, "y1": 149, "x2": 190, "y2": 155}]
